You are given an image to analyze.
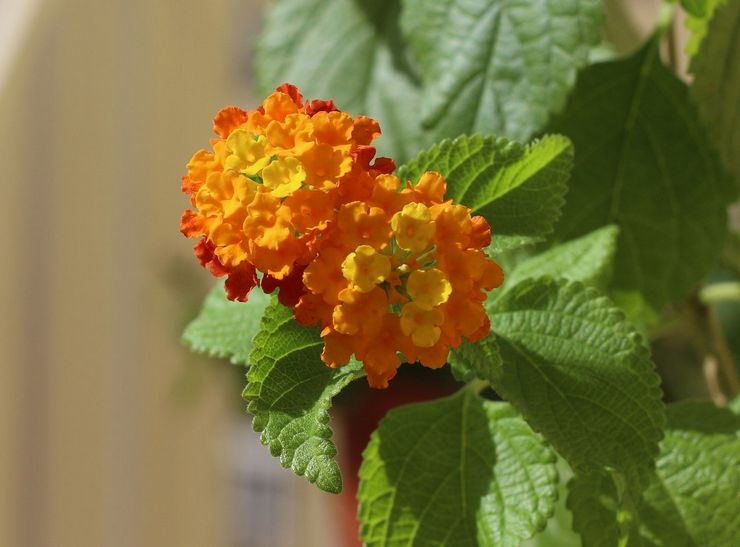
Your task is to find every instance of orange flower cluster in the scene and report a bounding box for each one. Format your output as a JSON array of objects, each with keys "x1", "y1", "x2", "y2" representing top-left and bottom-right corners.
[{"x1": 181, "y1": 84, "x2": 504, "y2": 387}]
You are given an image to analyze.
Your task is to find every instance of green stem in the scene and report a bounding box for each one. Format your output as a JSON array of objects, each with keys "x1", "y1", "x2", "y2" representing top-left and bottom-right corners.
[
  {"x1": 466, "y1": 378, "x2": 489, "y2": 394},
  {"x1": 689, "y1": 295, "x2": 740, "y2": 398},
  {"x1": 700, "y1": 282, "x2": 740, "y2": 304}
]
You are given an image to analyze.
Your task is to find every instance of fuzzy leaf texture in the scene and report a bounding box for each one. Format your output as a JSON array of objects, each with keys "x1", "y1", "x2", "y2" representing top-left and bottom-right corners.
[
  {"x1": 691, "y1": 0, "x2": 740, "y2": 186},
  {"x1": 567, "y1": 401, "x2": 740, "y2": 546},
  {"x1": 397, "y1": 134, "x2": 573, "y2": 253},
  {"x1": 638, "y1": 401, "x2": 740, "y2": 546},
  {"x1": 504, "y1": 224, "x2": 619, "y2": 291},
  {"x1": 485, "y1": 278, "x2": 665, "y2": 490},
  {"x1": 449, "y1": 334, "x2": 503, "y2": 383},
  {"x1": 358, "y1": 390, "x2": 558, "y2": 546},
  {"x1": 548, "y1": 37, "x2": 734, "y2": 309},
  {"x1": 182, "y1": 284, "x2": 270, "y2": 365},
  {"x1": 243, "y1": 300, "x2": 363, "y2": 493},
  {"x1": 400, "y1": 0, "x2": 603, "y2": 142},
  {"x1": 567, "y1": 470, "x2": 641, "y2": 546},
  {"x1": 520, "y1": 458, "x2": 580, "y2": 547},
  {"x1": 451, "y1": 225, "x2": 619, "y2": 380},
  {"x1": 255, "y1": 0, "x2": 424, "y2": 162}
]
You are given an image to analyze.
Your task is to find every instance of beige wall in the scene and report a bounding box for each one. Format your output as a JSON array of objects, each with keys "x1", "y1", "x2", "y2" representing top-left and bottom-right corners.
[{"x1": 0, "y1": 1, "x2": 338, "y2": 546}]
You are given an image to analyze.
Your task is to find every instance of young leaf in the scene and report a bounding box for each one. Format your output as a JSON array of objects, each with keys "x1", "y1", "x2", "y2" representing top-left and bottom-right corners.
[
  {"x1": 639, "y1": 401, "x2": 740, "y2": 546},
  {"x1": 182, "y1": 284, "x2": 270, "y2": 365},
  {"x1": 358, "y1": 390, "x2": 558, "y2": 546},
  {"x1": 505, "y1": 225, "x2": 619, "y2": 291},
  {"x1": 691, "y1": 0, "x2": 740, "y2": 186},
  {"x1": 400, "y1": 0, "x2": 604, "y2": 142},
  {"x1": 243, "y1": 300, "x2": 363, "y2": 493},
  {"x1": 255, "y1": 0, "x2": 424, "y2": 162},
  {"x1": 548, "y1": 37, "x2": 734, "y2": 309},
  {"x1": 486, "y1": 278, "x2": 665, "y2": 489},
  {"x1": 397, "y1": 134, "x2": 573, "y2": 252}
]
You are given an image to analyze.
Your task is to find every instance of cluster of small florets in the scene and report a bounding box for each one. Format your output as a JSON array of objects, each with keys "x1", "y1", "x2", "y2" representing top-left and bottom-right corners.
[{"x1": 181, "y1": 84, "x2": 503, "y2": 387}]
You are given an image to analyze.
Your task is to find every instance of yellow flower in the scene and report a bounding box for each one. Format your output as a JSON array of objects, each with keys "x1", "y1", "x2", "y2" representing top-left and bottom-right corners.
[
  {"x1": 406, "y1": 268, "x2": 452, "y2": 310},
  {"x1": 391, "y1": 202, "x2": 435, "y2": 253},
  {"x1": 341, "y1": 245, "x2": 391, "y2": 293},
  {"x1": 224, "y1": 129, "x2": 271, "y2": 176},
  {"x1": 262, "y1": 156, "x2": 306, "y2": 198},
  {"x1": 399, "y1": 302, "x2": 444, "y2": 347}
]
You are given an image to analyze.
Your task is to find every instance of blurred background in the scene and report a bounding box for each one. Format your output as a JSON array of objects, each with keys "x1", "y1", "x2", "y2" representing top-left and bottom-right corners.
[{"x1": 0, "y1": 1, "x2": 709, "y2": 546}]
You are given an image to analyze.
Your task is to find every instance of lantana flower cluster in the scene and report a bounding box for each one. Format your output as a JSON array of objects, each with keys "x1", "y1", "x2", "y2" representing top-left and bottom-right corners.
[{"x1": 181, "y1": 84, "x2": 504, "y2": 387}]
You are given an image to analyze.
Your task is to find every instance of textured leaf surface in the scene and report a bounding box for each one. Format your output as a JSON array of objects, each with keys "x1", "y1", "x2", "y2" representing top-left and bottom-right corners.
[
  {"x1": 243, "y1": 301, "x2": 363, "y2": 493},
  {"x1": 567, "y1": 401, "x2": 740, "y2": 547},
  {"x1": 486, "y1": 278, "x2": 665, "y2": 488},
  {"x1": 691, "y1": 0, "x2": 740, "y2": 186},
  {"x1": 397, "y1": 134, "x2": 572, "y2": 251},
  {"x1": 182, "y1": 284, "x2": 270, "y2": 365},
  {"x1": 567, "y1": 470, "x2": 640, "y2": 547},
  {"x1": 639, "y1": 401, "x2": 740, "y2": 547},
  {"x1": 358, "y1": 390, "x2": 558, "y2": 546},
  {"x1": 255, "y1": 0, "x2": 424, "y2": 162},
  {"x1": 449, "y1": 335, "x2": 503, "y2": 383},
  {"x1": 548, "y1": 38, "x2": 733, "y2": 308},
  {"x1": 505, "y1": 225, "x2": 619, "y2": 291},
  {"x1": 521, "y1": 459, "x2": 580, "y2": 547},
  {"x1": 400, "y1": 0, "x2": 603, "y2": 141}
]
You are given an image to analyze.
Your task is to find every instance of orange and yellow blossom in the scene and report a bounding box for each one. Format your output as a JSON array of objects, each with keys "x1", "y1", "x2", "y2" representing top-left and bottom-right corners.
[
  {"x1": 294, "y1": 170, "x2": 504, "y2": 388},
  {"x1": 180, "y1": 83, "x2": 504, "y2": 388},
  {"x1": 180, "y1": 83, "x2": 395, "y2": 301}
]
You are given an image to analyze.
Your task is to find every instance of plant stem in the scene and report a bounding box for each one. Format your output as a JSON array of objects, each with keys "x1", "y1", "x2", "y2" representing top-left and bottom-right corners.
[
  {"x1": 706, "y1": 309, "x2": 740, "y2": 396},
  {"x1": 689, "y1": 294, "x2": 740, "y2": 399},
  {"x1": 701, "y1": 282, "x2": 740, "y2": 304},
  {"x1": 466, "y1": 378, "x2": 489, "y2": 394}
]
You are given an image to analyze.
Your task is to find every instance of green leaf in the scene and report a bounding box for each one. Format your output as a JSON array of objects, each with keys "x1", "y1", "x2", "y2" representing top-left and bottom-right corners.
[
  {"x1": 397, "y1": 134, "x2": 573, "y2": 252},
  {"x1": 691, "y1": 0, "x2": 740, "y2": 186},
  {"x1": 521, "y1": 457, "x2": 580, "y2": 547},
  {"x1": 449, "y1": 335, "x2": 503, "y2": 383},
  {"x1": 684, "y1": 0, "x2": 728, "y2": 55},
  {"x1": 182, "y1": 284, "x2": 270, "y2": 365},
  {"x1": 505, "y1": 225, "x2": 619, "y2": 291},
  {"x1": 610, "y1": 290, "x2": 660, "y2": 342},
  {"x1": 567, "y1": 472, "x2": 621, "y2": 547},
  {"x1": 400, "y1": 0, "x2": 604, "y2": 142},
  {"x1": 566, "y1": 401, "x2": 740, "y2": 546},
  {"x1": 255, "y1": 0, "x2": 424, "y2": 163},
  {"x1": 548, "y1": 37, "x2": 734, "y2": 309},
  {"x1": 358, "y1": 390, "x2": 558, "y2": 546},
  {"x1": 639, "y1": 401, "x2": 740, "y2": 547},
  {"x1": 243, "y1": 300, "x2": 363, "y2": 493},
  {"x1": 486, "y1": 278, "x2": 665, "y2": 488},
  {"x1": 670, "y1": 0, "x2": 712, "y2": 17},
  {"x1": 567, "y1": 470, "x2": 642, "y2": 547}
]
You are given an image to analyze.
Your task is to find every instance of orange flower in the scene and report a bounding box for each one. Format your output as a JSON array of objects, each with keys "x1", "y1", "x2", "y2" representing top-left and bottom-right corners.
[
  {"x1": 180, "y1": 83, "x2": 504, "y2": 387},
  {"x1": 335, "y1": 201, "x2": 391, "y2": 249}
]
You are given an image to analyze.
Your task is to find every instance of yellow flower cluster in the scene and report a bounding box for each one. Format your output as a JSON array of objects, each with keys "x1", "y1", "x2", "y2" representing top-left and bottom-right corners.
[{"x1": 181, "y1": 84, "x2": 504, "y2": 387}]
